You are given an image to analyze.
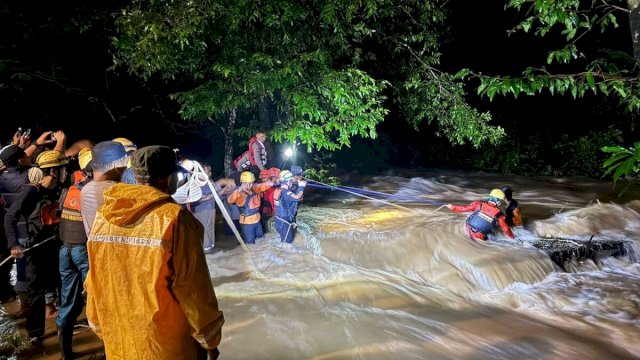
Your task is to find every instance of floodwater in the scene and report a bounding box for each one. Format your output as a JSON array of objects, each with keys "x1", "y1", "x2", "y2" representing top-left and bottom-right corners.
[{"x1": 2, "y1": 170, "x2": 640, "y2": 359}]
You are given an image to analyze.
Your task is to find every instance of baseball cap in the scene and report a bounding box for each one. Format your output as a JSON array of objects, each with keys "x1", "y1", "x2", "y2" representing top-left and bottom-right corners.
[
  {"x1": 92, "y1": 141, "x2": 127, "y2": 165},
  {"x1": 131, "y1": 146, "x2": 178, "y2": 180},
  {"x1": 0, "y1": 145, "x2": 25, "y2": 164}
]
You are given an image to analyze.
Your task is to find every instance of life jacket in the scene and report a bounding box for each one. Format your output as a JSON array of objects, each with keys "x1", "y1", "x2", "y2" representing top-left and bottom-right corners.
[
  {"x1": 248, "y1": 136, "x2": 267, "y2": 166},
  {"x1": 273, "y1": 186, "x2": 299, "y2": 221},
  {"x1": 240, "y1": 190, "x2": 260, "y2": 217},
  {"x1": 466, "y1": 202, "x2": 501, "y2": 234},
  {"x1": 59, "y1": 170, "x2": 89, "y2": 244},
  {"x1": 261, "y1": 187, "x2": 276, "y2": 216}
]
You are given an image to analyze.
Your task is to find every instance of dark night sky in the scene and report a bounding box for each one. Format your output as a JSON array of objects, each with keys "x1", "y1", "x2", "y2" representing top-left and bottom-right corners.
[{"x1": 1, "y1": 1, "x2": 634, "y2": 175}]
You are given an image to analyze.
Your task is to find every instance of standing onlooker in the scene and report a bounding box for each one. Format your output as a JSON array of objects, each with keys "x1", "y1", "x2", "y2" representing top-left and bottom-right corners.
[
  {"x1": 112, "y1": 137, "x2": 137, "y2": 184},
  {"x1": 0, "y1": 144, "x2": 31, "y2": 304},
  {"x1": 5, "y1": 150, "x2": 68, "y2": 344},
  {"x1": 80, "y1": 141, "x2": 127, "y2": 235},
  {"x1": 84, "y1": 146, "x2": 224, "y2": 359},
  {"x1": 56, "y1": 148, "x2": 93, "y2": 358}
]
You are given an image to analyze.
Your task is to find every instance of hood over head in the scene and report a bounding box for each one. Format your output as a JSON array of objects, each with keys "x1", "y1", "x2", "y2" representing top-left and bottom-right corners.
[{"x1": 100, "y1": 183, "x2": 172, "y2": 227}]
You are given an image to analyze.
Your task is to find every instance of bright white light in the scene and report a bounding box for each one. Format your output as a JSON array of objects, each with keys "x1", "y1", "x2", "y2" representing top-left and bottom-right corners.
[{"x1": 284, "y1": 148, "x2": 294, "y2": 158}]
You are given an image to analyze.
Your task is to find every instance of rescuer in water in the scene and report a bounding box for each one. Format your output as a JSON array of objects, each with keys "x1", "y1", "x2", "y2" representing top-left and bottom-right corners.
[{"x1": 445, "y1": 189, "x2": 515, "y2": 241}]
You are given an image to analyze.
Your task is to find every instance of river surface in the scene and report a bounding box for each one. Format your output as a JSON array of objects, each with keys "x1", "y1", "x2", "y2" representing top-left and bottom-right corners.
[
  {"x1": 210, "y1": 170, "x2": 640, "y2": 359},
  {"x1": 2, "y1": 170, "x2": 640, "y2": 359}
]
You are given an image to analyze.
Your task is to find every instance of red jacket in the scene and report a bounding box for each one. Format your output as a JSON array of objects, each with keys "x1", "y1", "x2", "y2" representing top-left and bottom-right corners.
[{"x1": 450, "y1": 201, "x2": 514, "y2": 240}]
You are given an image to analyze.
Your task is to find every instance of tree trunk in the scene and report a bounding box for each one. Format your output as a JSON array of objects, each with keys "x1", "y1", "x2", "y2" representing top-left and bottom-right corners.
[
  {"x1": 224, "y1": 108, "x2": 236, "y2": 177},
  {"x1": 629, "y1": 0, "x2": 640, "y2": 62},
  {"x1": 258, "y1": 95, "x2": 275, "y2": 165}
]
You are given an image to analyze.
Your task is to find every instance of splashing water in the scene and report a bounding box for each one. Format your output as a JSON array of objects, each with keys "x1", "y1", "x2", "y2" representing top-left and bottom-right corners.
[{"x1": 207, "y1": 171, "x2": 640, "y2": 359}]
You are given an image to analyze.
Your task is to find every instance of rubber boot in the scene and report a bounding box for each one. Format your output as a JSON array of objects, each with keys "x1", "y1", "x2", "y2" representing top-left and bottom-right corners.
[{"x1": 58, "y1": 328, "x2": 75, "y2": 359}]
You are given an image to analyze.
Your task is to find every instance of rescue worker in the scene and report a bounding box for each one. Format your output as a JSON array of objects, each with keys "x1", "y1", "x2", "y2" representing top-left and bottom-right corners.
[
  {"x1": 227, "y1": 171, "x2": 273, "y2": 244},
  {"x1": 80, "y1": 141, "x2": 127, "y2": 235},
  {"x1": 502, "y1": 186, "x2": 523, "y2": 227},
  {"x1": 220, "y1": 172, "x2": 242, "y2": 237},
  {"x1": 84, "y1": 146, "x2": 224, "y2": 360},
  {"x1": 5, "y1": 150, "x2": 68, "y2": 344},
  {"x1": 234, "y1": 132, "x2": 268, "y2": 177},
  {"x1": 445, "y1": 189, "x2": 515, "y2": 241},
  {"x1": 273, "y1": 170, "x2": 306, "y2": 243},
  {"x1": 180, "y1": 160, "x2": 217, "y2": 254},
  {"x1": 259, "y1": 167, "x2": 280, "y2": 232},
  {"x1": 56, "y1": 147, "x2": 93, "y2": 359}
]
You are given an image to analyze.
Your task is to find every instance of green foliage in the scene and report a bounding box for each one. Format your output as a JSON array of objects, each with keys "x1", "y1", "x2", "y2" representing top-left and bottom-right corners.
[
  {"x1": 473, "y1": 127, "x2": 623, "y2": 176},
  {"x1": 403, "y1": 71, "x2": 505, "y2": 148},
  {"x1": 474, "y1": 1, "x2": 639, "y2": 110},
  {"x1": 602, "y1": 142, "x2": 640, "y2": 183},
  {"x1": 301, "y1": 152, "x2": 340, "y2": 185},
  {"x1": 270, "y1": 69, "x2": 388, "y2": 152},
  {"x1": 112, "y1": 0, "x2": 506, "y2": 153},
  {"x1": 464, "y1": 1, "x2": 639, "y2": 183}
]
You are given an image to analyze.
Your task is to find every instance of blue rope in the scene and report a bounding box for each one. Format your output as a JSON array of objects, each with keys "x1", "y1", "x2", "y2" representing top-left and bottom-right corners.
[{"x1": 305, "y1": 182, "x2": 446, "y2": 206}]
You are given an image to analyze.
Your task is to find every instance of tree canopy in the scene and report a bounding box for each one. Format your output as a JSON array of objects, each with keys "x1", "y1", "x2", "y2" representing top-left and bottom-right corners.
[
  {"x1": 112, "y1": 0, "x2": 505, "y2": 157},
  {"x1": 458, "y1": 0, "x2": 639, "y2": 182}
]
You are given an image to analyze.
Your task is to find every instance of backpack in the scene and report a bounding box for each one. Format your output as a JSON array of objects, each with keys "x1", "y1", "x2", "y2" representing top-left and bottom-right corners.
[{"x1": 26, "y1": 190, "x2": 60, "y2": 245}]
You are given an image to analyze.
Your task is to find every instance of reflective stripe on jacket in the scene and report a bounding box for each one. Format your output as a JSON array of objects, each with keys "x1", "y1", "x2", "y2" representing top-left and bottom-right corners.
[
  {"x1": 85, "y1": 183, "x2": 224, "y2": 360},
  {"x1": 60, "y1": 170, "x2": 88, "y2": 244}
]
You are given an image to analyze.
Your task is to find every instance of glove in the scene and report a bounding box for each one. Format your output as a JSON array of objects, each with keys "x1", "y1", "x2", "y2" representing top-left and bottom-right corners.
[{"x1": 298, "y1": 180, "x2": 307, "y2": 187}]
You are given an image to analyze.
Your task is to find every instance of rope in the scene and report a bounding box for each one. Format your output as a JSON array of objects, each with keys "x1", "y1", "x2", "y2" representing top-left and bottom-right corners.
[
  {"x1": 307, "y1": 179, "x2": 426, "y2": 215},
  {"x1": 0, "y1": 235, "x2": 57, "y2": 267},
  {"x1": 189, "y1": 161, "x2": 261, "y2": 274},
  {"x1": 306, "y1": 181, "x2": 446, "y2": 209}
]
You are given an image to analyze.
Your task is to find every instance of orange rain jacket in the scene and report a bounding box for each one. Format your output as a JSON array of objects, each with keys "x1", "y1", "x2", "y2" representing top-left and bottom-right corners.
[{"x1": 85, "y1": 183, "x2": 224, "y2": 360}]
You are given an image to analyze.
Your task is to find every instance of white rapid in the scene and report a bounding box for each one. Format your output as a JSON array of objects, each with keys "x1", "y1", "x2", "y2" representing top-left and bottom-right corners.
[{"x1": 207, "y1": 171, "x2": 640, "y2": 359}]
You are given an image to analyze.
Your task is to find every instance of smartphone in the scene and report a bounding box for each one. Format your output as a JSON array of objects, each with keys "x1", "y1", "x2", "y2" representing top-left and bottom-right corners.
[
  {"x1": 16, "y1": 127, "x2": 23, "y2": 136},
  {"x1": 24, "y1": 129, "x2": 31, "y2": 138},
  {"x1": 51, "y1": 132, "x2": 56, "y2": 142}
]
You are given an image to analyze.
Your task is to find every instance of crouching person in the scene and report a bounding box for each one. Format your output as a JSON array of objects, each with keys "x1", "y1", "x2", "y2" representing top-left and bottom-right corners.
[{"x1": 84, "y1": 146, "x2": 224, "y2": 359}]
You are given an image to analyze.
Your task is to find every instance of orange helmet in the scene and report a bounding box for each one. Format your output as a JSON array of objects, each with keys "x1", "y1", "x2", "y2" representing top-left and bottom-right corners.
[{"x1": 268, "y1": 167, "x2": 281, "y2": 178}]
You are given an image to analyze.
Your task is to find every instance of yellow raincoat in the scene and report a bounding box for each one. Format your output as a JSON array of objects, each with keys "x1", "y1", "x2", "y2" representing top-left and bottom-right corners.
[{"x1": 85, "y1": 183, "x2": 224, "y2": 360}]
